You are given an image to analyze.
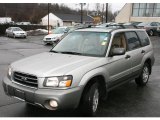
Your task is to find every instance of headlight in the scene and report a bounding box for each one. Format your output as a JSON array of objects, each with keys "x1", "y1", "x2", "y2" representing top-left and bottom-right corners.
[
  {"x1": 8, "y1": 66, "x2": 12, "y2": 78},
  {"x1": 44, "y1": 75, "x2": 72, "y2": 87},
  {"x1": 45, "y1": 77, "x2": 59, "y2": 87}
]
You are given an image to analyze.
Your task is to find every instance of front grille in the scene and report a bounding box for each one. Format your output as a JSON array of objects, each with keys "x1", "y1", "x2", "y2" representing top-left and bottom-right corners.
[
  {"x1": 13, "y1": 72, "x2": 38, "y2": 88},
  {"x1": 46, "y1": 38, "x2": 51, "y2": 40}
]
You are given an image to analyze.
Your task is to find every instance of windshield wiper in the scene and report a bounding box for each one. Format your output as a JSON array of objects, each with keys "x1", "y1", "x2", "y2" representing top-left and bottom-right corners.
[
  {"x1": 60, "y1": 51, "x2": 82, "y2": 55},
  {"x1": 50, "y1": 50, "x2": 60, "y2": 53},
  {"x1": 50, "y1": 50, "x2": 82, "y2": 55}
]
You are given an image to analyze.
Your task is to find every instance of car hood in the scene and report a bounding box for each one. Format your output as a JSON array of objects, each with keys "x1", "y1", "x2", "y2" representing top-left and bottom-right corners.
[
  {"x1": 13, "y1": 31, "x2": 26, "y2": 34},
  {"x1": 44, "y1": 33, "x2": 63, "y2": 38},
  {"x1": 11, "y1": 52, "x2": 105, "y2": 77}
]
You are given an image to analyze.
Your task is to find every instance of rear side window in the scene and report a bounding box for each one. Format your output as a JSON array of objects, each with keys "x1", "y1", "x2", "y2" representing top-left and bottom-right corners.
[
  {"x1": 125, "y1": 32, "x2": 141, "y2": 50},
  {"x1": 137, "y1": 31, "x2": 150, "y2": 46}
]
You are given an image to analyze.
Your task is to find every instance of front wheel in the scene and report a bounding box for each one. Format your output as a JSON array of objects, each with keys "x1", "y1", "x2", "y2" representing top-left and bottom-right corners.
[
  {"x1": 135, "y1": 63, "x2": 150, "y2": 86},
  {"x1": 149, "y1": 30, "x2": 154, "y2": 36},
  {"x1": 13, "y1": 34, "x2": 16, "y2": 38},
  {"x1": 80, "y1": 82, "x2": 100, "y2": 116}
]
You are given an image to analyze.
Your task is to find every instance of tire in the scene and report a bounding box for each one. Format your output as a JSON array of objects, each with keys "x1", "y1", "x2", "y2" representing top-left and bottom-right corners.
[
  {"x1": 149, "y1": 30, "x2": 154, "y2": 36},
  {"x1": 13, "y1": 34, "x2": 16, "y2": 38},
  {"x1": 135, "y1": 63, "x2": 150, "y2": 86},
  {"x1": 43, "y1": 42, "x2": 47, "y2": 45},
  {"x1": 80, "y1": 82, "x2": 100, "y2": 116}
]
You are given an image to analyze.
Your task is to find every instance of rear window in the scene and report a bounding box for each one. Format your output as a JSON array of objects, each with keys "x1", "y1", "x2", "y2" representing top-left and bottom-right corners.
[
  {"x1": 125, "y1": 32, "x2": 141, "y2": 50},
  {"x1": 137, "y1": 31, "x2": 150, "y2": 46}
]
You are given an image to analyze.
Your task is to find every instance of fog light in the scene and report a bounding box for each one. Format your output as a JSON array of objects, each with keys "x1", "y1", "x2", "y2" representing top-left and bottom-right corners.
[{"x1": 49, "y1": 100, "x2": 58, "y2": 108}]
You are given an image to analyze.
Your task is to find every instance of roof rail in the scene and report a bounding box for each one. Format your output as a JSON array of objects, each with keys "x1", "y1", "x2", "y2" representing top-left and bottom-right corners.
[
  {"x1": 74, "y1": 24, "x2": 96, "y2": 30},
  {"x1": 106, "y1": 24, "x2": 138, "y2": 29}
]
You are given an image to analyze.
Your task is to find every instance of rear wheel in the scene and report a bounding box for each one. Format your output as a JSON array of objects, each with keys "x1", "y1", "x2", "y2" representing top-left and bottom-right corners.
[
  {"x1": 135, "y1": 63, "x2": 150, "y2": 86},
  {"x1": 80, "y1": 82, "x2": 100, "y2": 116}
]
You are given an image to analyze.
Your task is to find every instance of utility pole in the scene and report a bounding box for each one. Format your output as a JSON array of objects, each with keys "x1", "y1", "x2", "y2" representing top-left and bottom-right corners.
[
  {"x1": 48, "y1": 3, "x2": 50, "y2": 34},
  {"x1": 80, "y1": 3, "x2": 83, "y2": 24},
  {"x1": 102, "y1": 4, "x2": 105, "y2": 23},
  {"x1": 106, "y1": 3, "x2": 108, "y2": 23}
]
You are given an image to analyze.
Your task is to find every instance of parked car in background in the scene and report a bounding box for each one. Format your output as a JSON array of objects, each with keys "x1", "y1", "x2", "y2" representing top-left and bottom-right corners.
[
  {"x1": 96, "y1": 22, "x2": 138, "y2": 29},
  {"x1": 6, "y1": 27, "x2": 27, "y2": 38},
  {"x1": 157, "y1": 28, "x2": 160, "y2": 36},
  {"x1": 123, "y1": 22, "x2": 142, "y2": 26},
  {"x1": 137, "y1": 22, "x2": 160, "y2": 36},
  {"x1": 96, "y1": 23, "x2": 113, "y2": 28},
  {"x1": 106, "y1": 24, "x2": 137, "y2": 29},
  {"x1": 43, "y1": 26, "x2": 74, "y2": 45}
]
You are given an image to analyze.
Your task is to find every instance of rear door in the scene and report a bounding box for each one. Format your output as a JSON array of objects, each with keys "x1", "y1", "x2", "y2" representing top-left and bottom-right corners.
[{"x1": 125, "y1": 31, "x2": 143, "y2": 75}]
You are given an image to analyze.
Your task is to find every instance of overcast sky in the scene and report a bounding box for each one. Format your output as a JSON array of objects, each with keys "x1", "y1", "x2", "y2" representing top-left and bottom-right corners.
[{"x1": 64, "y1": 3, "x2": 125, "y2": 13}]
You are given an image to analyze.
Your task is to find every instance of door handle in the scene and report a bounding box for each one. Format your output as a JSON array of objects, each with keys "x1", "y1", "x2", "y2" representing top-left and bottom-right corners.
[
  {"x1": 141, "y1": 50, "x2": 145, "y2": 54},
  {"x1": 125, "y1": 55, "x2": 131, "y2": 59}
]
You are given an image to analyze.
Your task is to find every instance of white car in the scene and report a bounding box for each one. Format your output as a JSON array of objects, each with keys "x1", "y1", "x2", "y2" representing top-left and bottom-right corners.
[
  {"x1": 43, "y1": 26, "x2": 73, "y2": 45},
  {"x1": 6, "y1": 27, "x2": 27, "y2": 38}
]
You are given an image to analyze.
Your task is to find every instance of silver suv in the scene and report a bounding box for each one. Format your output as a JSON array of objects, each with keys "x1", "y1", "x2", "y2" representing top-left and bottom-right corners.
[{"x1": 3, "y1": 28, "x2": 155, "y2": 116}]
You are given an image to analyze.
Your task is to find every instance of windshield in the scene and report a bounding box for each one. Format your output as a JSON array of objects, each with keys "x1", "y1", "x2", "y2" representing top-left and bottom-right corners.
[
  {"x1": 53, "y1": 27, "x2": 66, "y2": 34},
  {"x1": 51, "y1": 31, "x2": 110, "y2": 57},
  {"x1": 12, "y1": 27, "x2": 23, "y2": 31}
]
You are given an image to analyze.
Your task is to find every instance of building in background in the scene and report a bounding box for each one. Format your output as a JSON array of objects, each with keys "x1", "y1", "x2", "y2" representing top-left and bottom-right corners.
[
  {"x1": 0, "y1": 17, "x2": 12, "y2": 24},
  {"x1": 54, "y1": 13, "x2": 93, "y2": 26},
  {"x1": 41, "y1": 13, "x2": 63, "y2": 29},
  {"x1": 41, "y1": 13, "x2": 93, "y2": 27},
  {"x1": 116, "y1": 3, "x2": 160, "y2": 23}
]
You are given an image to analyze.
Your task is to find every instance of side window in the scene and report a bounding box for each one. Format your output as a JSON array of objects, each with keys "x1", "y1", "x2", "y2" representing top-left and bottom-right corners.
[
  {"x1": 151, "y1": 22, "x2": 157, "y2": 26},
  {"x1": 111, "y1": 33, "x2": 127, "y2": 50},
  {"x1": 125, "y1": 32, "x2": 141, "y2": 50},
  {"x1": 137, "y1": 31, "x2": 150, "y2": 46}
]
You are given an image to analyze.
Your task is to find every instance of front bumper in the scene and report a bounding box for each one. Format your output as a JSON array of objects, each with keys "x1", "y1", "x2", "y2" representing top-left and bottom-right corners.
[
  {"x1": 2, "y1": 76, "x2": 83, "y2": 110},
  {"x1": 15, "y1": 34, "x2": 27, "y2": 38},
  {"x1": 43, "y1": 40, "x2": 54, "y2": 44},
  {"x1": 43, "y1": 38, "x2": 59, "y2": 44}
]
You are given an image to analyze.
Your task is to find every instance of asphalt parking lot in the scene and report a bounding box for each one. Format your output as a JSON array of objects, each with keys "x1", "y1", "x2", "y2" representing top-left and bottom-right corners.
[{"x1": 0, "y1": 35, "x2": 160, "y2": 117}]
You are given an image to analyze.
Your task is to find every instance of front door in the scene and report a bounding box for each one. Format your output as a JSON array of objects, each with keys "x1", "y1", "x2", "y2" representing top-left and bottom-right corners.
[{"x1": 107, "y1": 32, "x2": 132, "y2": 88}]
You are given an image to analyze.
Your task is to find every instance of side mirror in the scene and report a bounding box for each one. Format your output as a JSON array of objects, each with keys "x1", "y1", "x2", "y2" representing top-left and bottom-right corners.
[{"x1": 110, "y1": 48, "x2": 126, "y2": 57}]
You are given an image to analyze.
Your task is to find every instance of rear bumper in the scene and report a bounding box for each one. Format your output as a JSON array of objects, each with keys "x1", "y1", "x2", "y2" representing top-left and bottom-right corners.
[{"x1": 2, "y1": 76, "x2": 83, "y2": 110}]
